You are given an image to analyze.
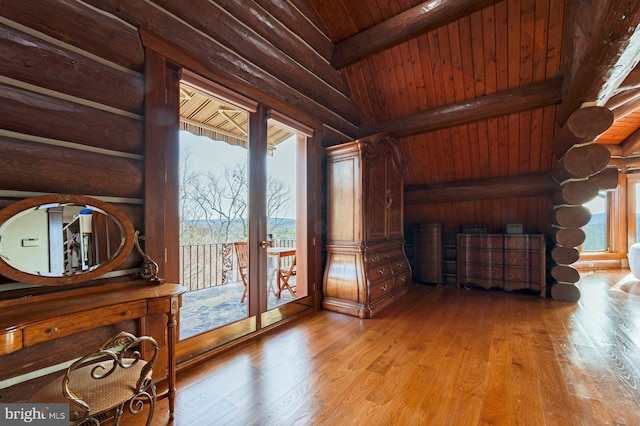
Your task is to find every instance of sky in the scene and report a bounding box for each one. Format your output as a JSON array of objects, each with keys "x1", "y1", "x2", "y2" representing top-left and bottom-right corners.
[{"x1": 179, "y1": 130, "x2": 297, "y2": 218}]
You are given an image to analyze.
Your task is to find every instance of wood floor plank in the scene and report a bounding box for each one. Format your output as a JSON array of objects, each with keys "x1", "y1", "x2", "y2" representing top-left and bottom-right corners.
[{"x1": 122, "y1": 270, "x2": 640, "y2": 425}]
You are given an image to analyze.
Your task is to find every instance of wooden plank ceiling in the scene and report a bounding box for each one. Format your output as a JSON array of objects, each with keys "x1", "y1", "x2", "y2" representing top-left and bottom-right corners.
[{"x1": 306, "y1": 0, "x2": 640, "y2": 182}]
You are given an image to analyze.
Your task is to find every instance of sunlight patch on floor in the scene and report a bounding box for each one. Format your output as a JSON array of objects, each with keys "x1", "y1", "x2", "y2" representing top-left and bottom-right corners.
[{"x1": 611, "y1": 272, "x2": 640, "y2": 294}]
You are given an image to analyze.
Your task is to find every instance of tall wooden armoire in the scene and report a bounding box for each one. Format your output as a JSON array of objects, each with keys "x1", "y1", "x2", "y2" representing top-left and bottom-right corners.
[{"x1": 322, "y1": 133, "x2": 412, "y2": 318}]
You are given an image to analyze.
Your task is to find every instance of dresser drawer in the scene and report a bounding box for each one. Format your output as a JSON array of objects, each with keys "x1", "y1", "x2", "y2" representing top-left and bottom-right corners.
[
  {"x1": 369, "y1": 278, "x2": 393, "y2": 302},
  {"x1": 458, "y1": 263, "x2": 504, "y2": 281},
  {"x1": 390, "y1": 256, "x2": 409, "y2": 273},
  {"x1": 24, "y1": 301, "x2": 147, "y2": 347},
  {"x1": 393, "y1": 270, "x2": 410, "y2": 287},
  {"x1": 367, "y1": 261, "x2": 393, "y2": 281},
  {"x1": 459, "y1": 249, "x2": 504, "y2": 265},
  {"x1": 364, "y1": 250, "x2": 383, "y2": 266},
  {"x1": 505, "y1": 251, "x2": 541, "y2": 266}
]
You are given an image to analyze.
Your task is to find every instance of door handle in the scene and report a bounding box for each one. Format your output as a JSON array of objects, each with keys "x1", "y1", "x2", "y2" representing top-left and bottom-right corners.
[{"x1": 259, "y1": 240, "x2": 272, "y2": 249}]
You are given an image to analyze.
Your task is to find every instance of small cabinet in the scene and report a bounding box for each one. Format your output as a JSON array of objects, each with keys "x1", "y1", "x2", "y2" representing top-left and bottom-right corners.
[
  {"x1": 413, "y1": 223, "x2": 443, "y2": 284},
  {"x1": 457, "y1": 233, "x2": 545, "y2": 296}
]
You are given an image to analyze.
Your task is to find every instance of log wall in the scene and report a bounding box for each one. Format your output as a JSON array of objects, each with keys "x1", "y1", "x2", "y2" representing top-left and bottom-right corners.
[{"x1": 0, "y1": 1, "x2": 350, "y2": 290}]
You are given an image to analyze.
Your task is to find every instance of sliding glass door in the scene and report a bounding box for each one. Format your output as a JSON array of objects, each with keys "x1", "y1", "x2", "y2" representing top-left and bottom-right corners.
[{"x1": 176, "y1": 71, "x2": 312, "y2": 353}]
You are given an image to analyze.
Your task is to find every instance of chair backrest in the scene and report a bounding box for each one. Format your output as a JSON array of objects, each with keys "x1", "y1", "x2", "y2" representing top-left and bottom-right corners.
[
  {"x1": 233, "y1": 242, "x2": 248, "y2": 270},
  {"x1": 282, "y1": 254, "x2": 296, "y2": 276},
  {"x1": 63, "y1": 331, "x2": 159, "y2": 422}
]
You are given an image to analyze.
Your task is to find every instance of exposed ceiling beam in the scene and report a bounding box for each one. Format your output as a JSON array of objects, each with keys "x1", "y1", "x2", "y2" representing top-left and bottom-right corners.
[
  {"x1": 621, "y1": 127, "x2": 640, "y2": 156},
  {"x1": 331, "y1": 0, "x2": 503, "y2": 69},
  {"x1": 605, "y1": 87, "x2": 640, "y2": 110},
  {"x1": 558, "y1": 1, "x2": 640, "y2": 124},
  {"x1": 404, "y1": 173, "x2": 557, "y2": 205},
  {"x1": 360, "y1": 77, "x2": 562, "y2": 139},
  {"x1": 616, "y1": 63, "x2": 640, "y2": 92}
]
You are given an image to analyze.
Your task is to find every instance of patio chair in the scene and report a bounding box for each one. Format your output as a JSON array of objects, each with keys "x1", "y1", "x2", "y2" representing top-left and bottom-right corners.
[
  {"x1": 277, "y1": 254, "x2": 297, "y2": 299},
  {"x1": 233, "y1": 241, "x2": 249, "y2": 303},
  {"x1": 30, "y1": 331, "x2": 159, "y2": 426}
]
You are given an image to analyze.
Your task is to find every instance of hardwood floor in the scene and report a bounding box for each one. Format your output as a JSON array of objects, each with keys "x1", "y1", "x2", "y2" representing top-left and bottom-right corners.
[{"x1": 130, "y1": 269, "x2": 640, "y2": 425}]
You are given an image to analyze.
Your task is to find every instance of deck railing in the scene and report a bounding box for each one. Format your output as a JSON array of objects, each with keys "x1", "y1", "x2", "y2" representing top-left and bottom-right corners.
[{"x1": 179, "y1": 240, "x2": 295, "y2": 293}]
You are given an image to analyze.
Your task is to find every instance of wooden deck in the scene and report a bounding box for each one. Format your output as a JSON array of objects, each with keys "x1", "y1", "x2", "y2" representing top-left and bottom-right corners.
[{"x1": 128, "y1": 269, "x2": 640, "y2": 425}]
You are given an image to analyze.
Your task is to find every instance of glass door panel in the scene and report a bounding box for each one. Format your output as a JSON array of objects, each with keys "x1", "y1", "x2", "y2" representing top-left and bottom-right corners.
[
  {"x1": 175, "y1": 72, "x2": 313, "y2": 352},
  {"x1": 262, "y1": 118, "x2": 310, "y2": 327},
  {"x1": 178, "y1": 85, "x2": 253, "y2": 340}
]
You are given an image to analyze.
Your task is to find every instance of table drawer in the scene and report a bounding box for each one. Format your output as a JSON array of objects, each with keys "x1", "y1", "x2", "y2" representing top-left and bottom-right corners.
[
  {"x1": 0, "y1": 328, "x2": 22, "y2": 356},
  {"x1": 24, "y1": 301, "x2": 147, "y2": 347}
]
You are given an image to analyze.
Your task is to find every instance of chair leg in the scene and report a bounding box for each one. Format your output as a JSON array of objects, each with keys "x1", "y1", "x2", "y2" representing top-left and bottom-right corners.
[
  {"x1": 113, "y1": 402, "x2": 125, "y2": 425},
  {"x1": 278, "y1": 276, "x2": 296, "y2": 299},
  {"x1": 240, "y1": 282, "x2": 247, "y2": 303}
]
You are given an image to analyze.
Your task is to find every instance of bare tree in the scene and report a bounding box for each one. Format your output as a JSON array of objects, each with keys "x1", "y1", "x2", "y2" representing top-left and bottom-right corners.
[{"x1": 180, "y1": 157, "x2": 293, "y2": 244}]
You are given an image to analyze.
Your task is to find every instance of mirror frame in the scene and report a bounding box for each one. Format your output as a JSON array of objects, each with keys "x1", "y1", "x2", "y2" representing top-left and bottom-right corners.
[{"x1": 0, "y1": 194, "x2": 135, "y2": 286}]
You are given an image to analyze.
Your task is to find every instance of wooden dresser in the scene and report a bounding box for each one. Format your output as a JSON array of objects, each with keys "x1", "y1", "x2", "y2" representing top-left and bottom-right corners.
[
  {"x1": 322, "y1": 133, "x2": 412, "y2": 318},
  {"x1": 0, "y1": 281, "x2": 184, "y2": 406},
  {"x1": 457, "y1": 233, "x2": 546, "y2": 296}
]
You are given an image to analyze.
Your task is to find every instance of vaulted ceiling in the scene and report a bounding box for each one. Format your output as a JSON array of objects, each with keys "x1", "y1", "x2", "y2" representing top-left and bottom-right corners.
[{"x1": 305, "y1": 0, "x2": 640, "y2": 184}]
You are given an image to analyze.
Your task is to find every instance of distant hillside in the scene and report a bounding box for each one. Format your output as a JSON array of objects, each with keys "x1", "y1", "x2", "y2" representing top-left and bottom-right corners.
[
  {"x1": 582, "y1": 213, "x2": 605, "y2": 251},
  {"x1": 181, "y1": 217, "x2": 297, "y2": 244}
]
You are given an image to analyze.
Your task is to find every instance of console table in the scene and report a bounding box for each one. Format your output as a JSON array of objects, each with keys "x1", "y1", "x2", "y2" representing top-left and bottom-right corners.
[{"x1": 0, "y1": 281, "x2": 185, "y2": 414}]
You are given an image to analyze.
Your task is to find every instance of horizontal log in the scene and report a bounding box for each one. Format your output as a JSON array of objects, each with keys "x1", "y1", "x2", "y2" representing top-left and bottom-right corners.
[
  {"x1": 0, "y1": 0, "x2": 144, "y2": 71},
  {"x1": 0, "y1": 24, "x2": 143, "y2": 114},
  {"x1": 621, "y1": 127, "x2": 640, "y2": 156},
  {"x1": 0, "y1": 136, "x2": 143, "y2": 198},
  {"x1": 255, "y1": 0, "x2": 333, "y2": 60},
  {"x1": 549, "y1": 245, "x2": 580, "y2": 265},
  {"x1": 620, "y1": 62, "x2": 640, "y2": 89},
  {"x1": 557, "y1": 1, "x2": 640, "y2": 124},
  {"x1": 605, "y1": 87, "x2": 640, "y2": 110},
  {"x1": 550, "y1": 282, "x2": 581, "y2": 302},
  {"x1": 548, "y1": 206, "x2": 592, "y2": 228},
  {"x1": 404, "y1": 173, "x2": 557, "y2": 205},
  {"x1": 551, "y1": 179, "x2": 599, "y2": 205},
  {"x1": 612, "y1": 97, "x2": 640, "y2": 120},
  {"x1": 331, "y1": 0, "x2": 503, "y2": 68},
  {"x1": 360, "y1": 77, "x2": 563, "y2": 139},
  {"x1": 0, "y1": 83, "x2": 143, "y2": 154},
  {"x1": 137, "y1": 27, "x2": 356, "y2": 141},
  {"x1": 90, "y1": 0, "x2": 360, "y2": 134},
  {"x1": 608, "y1": 156, "x2": 640, "y2": 172},
  {"x1": 549, "y1": 227, "x2": 586, "y2": 248},
  {"x1": 551, "y1": 144, "x2": 612, "y2": 182},
  {"x1": 549, "y1": 264, "x2": 580, "y2": 284},
  {"x1": 589, "y1": 166, "x2": 619, "y2": 191},
  {"x1": 153, "y1": 0, "x2": 350, "y2": 98},
  {"x1": 552, "y1": 106, "x2": 614, "y2": 158}
]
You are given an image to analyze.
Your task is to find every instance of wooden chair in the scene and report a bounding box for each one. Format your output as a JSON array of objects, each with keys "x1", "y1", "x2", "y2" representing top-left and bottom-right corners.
[
  {"x1": 30, "y1": 331, "x2": 159, "y2": 426},
  {"x1": 277, "y1": 254, "x2": 297, "y2": 298},
  {"x1": 233, "y1": 241, "x2": 249, "y2": 303}
]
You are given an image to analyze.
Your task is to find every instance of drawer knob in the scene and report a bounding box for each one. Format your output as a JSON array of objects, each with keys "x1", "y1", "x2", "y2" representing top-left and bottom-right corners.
[
  {"x1": 378, "y1": 268, "x2": 384, "y2": 275},
  {"x1": 48, "y1": 327, "x2": 58, "y2": 334},
  {"x1": 124, "y1": 310, "x2": 132, "y2": 316},
  {"x1": 382, "y1": 284, "x2": 388, "y2": 291}
]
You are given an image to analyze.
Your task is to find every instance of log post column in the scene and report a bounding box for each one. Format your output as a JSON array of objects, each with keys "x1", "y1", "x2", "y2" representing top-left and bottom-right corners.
[{"x1": 547, "y1": 106, "x2": 614, "y2": 302}]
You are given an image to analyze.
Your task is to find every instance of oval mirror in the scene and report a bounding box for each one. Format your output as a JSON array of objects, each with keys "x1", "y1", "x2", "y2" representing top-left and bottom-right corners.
[{"x1": 0, "y1": 194, "x2": 135, "y2": 286}]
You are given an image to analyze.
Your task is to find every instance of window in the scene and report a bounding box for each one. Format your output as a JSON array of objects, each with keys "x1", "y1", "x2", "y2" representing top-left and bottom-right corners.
[
  {"x1": 636, "y1": 182, "x2": 640, "y2": 243},
  {"x1": 582, "y1": 191, "x2": 608, "y2": 252}
]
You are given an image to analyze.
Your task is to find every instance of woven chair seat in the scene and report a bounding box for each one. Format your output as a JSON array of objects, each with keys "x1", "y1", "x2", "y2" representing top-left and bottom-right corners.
[
  {"x1": 30, "y1": 332, "x2": 158, "y2": 425},
  {"x1": 32, "y1": 359, "x2": 150, "y2": 420}
]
